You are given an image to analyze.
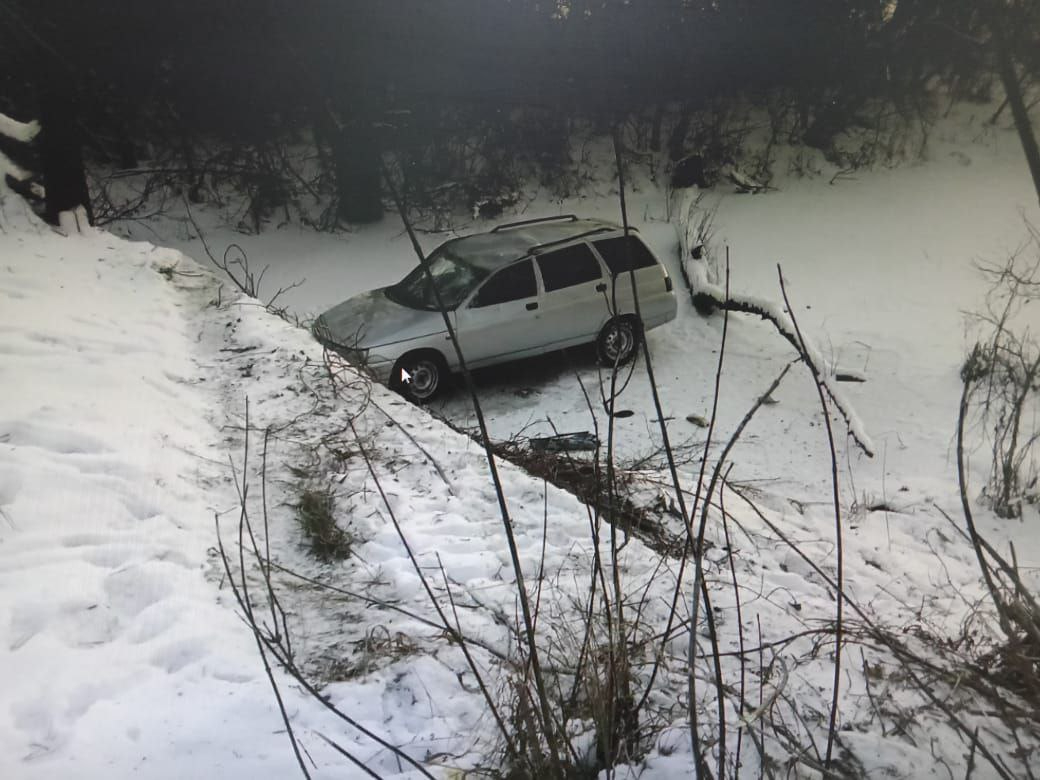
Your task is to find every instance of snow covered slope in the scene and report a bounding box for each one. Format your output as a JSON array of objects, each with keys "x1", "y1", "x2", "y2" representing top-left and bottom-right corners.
[{"x1": 0, "y1": 196, "x2": 314, "y2": 777}]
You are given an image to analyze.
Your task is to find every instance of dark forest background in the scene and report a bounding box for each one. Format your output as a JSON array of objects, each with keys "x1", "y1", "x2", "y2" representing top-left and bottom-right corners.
[{"x1": 1, "y1": 0, "x2": 1038, "y2": 228}]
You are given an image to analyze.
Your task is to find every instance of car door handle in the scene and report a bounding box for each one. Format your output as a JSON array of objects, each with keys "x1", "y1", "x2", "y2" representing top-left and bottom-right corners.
[
  {"x1": 526, "y1": 302, "x2": 538, "y2": 311},
  {"x1": 595, "y1": 283, "x2": 607, "y2": 292}
]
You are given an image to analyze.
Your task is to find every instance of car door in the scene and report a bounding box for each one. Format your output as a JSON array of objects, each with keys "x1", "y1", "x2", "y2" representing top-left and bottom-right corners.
[
  {"x1": 590, "y1": 234, "x2": 668, "y2": 317},
  {"x1": 454, "y1": 259, "x2": 542, "y2": 367},
  {"x1": 533, "y1": 243, "x2": 611, "y2": 350}
]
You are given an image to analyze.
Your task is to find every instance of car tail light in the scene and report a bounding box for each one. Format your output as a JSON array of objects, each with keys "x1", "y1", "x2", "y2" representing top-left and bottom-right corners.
[{"x1": 665, "y1": 275, "x2": 673, "y2": 292}]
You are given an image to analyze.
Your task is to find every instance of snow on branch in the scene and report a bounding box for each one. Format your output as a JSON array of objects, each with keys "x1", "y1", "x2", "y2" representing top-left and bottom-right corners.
[
  {"x1": 674, "y1": 191, "x2": 875, "y2": 457},
  {"x1": 0, "y1": 113, "x2": 40, "y2": 144},
  {"x1": 0, "y1": 150, "x2": 31, "y2": 188},
  {"x1": 0, "y1": 112, "x2": 39, "y2": 196}
]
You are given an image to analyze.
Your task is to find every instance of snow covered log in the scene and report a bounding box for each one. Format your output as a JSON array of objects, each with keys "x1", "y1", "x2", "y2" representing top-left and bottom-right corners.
[{"x1": 673, "y1": 190, "x2": 875, "y2": 457}]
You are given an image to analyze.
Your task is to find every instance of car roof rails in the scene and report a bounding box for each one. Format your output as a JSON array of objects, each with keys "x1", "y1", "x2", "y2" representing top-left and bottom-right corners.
[
  {"x1": 491, "y1": 214, "x2": 578, "y2": 232},
  {"x1": 529, "y1": 226, "x2": 614, "y2": 255}
]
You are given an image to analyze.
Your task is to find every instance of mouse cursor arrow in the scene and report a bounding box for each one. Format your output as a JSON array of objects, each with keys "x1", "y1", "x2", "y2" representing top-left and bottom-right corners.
[{"x1": 400, "y1": 368, "x2": 412, "y2": 384}]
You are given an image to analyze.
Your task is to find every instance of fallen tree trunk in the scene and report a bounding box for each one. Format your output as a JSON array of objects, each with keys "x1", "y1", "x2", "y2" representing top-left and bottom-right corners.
[{"x1": 673, "y1": 189, "x2": 875, "y2": 457}]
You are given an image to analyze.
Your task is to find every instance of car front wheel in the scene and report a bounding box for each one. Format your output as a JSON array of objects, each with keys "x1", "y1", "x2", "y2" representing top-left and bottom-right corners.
[
  {"x1": 391, "y1": 351, "x2": 447, "y2": 403},
  {"x1": 597, "y1": 317, "x2": 641, "y2": 367}
]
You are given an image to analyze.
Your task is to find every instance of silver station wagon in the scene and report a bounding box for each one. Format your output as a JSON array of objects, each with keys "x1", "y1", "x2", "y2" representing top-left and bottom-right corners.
[{"x1": 313, "y1": 215, "x2": 677, "y2": 401}]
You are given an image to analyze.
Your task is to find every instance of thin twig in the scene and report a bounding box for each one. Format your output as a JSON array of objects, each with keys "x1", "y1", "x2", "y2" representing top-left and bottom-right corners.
[
  {"x1": 348, "y1": 417, "x2": 518, "y2": 758},
  {"x1": 381, "y1": 159, "x2": 565, "y2": 776},
  {"x1": 720, "y1": 464, "x2": 747, "y2": 774},
  {"x1": 615, "y1": 129, "x2": 718, "y2": 779},
  {"x1": 688, "y1": 355, "x2": 792, "y2": 779},
  {"x1": 728, "y1": 483, "x2": 1018, "y2": 780},
  {"x1": 776, "y1": 266, "x2": 844, "y2": 770}
]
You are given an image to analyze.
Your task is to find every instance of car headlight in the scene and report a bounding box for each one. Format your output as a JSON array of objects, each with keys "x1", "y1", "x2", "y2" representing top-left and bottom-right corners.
[
  {"x1": 312, "y1": 319, "x2": 368, "y2": 362},
  {"x1": 311, "y1": 316, "x2": 333, "y2": 345},
  {"x1": 323, "y1": 344, "x2": 368, "y2": 366},
  {"x1": 344, "y1": 347, "x2": 370, "y2": 366}
]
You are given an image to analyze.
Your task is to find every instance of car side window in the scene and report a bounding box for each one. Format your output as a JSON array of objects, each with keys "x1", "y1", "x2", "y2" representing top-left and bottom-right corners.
[
  {"x1": 592, "y1": 235, "x2": 659, "y2": 275},
  {"x1": 536, "y1": 244, "x2": 603, "y2": 292},
  {"x1": 471, "y1": 259, "x2": 536, "y2": 307}
]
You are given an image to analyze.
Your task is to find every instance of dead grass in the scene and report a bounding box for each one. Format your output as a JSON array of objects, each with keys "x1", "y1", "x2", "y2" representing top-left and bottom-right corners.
[{"x1": 295, "y1": 483, "x2": 352, "y2": 562}]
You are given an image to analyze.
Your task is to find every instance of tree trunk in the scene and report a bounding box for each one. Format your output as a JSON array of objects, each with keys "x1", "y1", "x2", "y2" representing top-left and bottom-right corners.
[
  {"x1": 993, "y1": 21, "x2": 1040, "y2": 208},
  {"x1": 650, "y1": 104, "x2": 665, "y2": 153},
  {"x1": 667, "y1": 103, "x2": 693, "y2": 162},
  {"x1": 115, "y1": 127, "x2": 138, "y2": 170},
  {"x1": 334, "y1": 118, "x2": 383, "y2": 224},
  {"x1": 38, "y1": 71, "x2": 92, "y2": 225}
]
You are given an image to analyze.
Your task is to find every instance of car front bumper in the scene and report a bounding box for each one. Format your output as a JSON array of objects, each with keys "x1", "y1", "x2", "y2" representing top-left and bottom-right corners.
[{"x1": 312, "y1": 329, "x2": 396, "y2": 384}]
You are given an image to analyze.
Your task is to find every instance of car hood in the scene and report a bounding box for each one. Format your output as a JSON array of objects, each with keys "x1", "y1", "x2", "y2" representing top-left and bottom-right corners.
[{"x1": 313, "y1": 289, "x2": 447, "y2": 350}]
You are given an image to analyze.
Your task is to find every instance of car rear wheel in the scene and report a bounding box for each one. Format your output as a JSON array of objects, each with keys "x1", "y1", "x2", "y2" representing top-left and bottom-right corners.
[
  {"x1": 391, "y1": 351, "x2": 447, "y2": 403},
  {"x1": 597, "y1": 317, "x2": 640, "y2": 367}
]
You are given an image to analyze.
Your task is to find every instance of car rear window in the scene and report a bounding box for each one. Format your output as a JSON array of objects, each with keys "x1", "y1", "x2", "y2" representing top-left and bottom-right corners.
[
  {"x1": 471, "y1": 260, "x2": 536, "y2": 307},
  {"x1": 536, "y1": 244, "x2": 603, "y2": 292},
  {"x1": 593, "y1": 235, "x2": 659, "y2": 275}
]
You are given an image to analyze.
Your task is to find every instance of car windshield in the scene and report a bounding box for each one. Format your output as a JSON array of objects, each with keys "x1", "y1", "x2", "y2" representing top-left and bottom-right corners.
[{"x1": 385, "y1": 247, "x2": 488, "y2": 311}]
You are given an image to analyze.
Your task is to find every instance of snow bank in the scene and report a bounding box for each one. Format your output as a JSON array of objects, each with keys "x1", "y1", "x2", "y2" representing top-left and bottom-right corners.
[{"x1": 0, "y1": 199, "x2": 313, "y2": 778}]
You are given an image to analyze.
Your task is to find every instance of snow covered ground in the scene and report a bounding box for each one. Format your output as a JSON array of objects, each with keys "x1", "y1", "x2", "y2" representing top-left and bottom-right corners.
[{"x1": 2, "y1": 103, "x2": 1039, "y2": 779}]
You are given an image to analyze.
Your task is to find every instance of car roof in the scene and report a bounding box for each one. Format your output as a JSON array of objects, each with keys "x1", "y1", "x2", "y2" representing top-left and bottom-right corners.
[{"x1": 443, "y1": 218, "x2": 627, "y2": 272}]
